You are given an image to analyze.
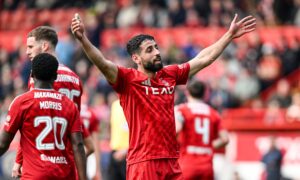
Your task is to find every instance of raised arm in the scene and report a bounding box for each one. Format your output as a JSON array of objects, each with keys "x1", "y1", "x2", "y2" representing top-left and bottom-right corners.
[
  {"x1": 188, "y1": 14, "x2": 256, "y2": 77},
  {"x1": 71, "y1": 14, "x2": 118, "y2": 84}
]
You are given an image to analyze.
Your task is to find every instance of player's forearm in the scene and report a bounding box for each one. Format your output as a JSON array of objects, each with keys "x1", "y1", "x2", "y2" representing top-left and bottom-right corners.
[
  {"x1": 73, "y1": 142, "x2": 87, "y2": 180},
  {"x1": 188, "y1": 31, "x2": 234, "y2": 76},
  {"x1": 79, "y1": 35, "x2": 118, "y2": 84},
  {"x1": 92, "y1": 133, "x2": 102, "y2": 178},
  {"x1": 83, "y1": 136, "x2": 94, "y2": 157},
  {"x1": 15, "y1": 144, "x2": 23, "y2": 164},
  {"x1": 212, "y1": 136, "x2": 229, "y2": 149}
]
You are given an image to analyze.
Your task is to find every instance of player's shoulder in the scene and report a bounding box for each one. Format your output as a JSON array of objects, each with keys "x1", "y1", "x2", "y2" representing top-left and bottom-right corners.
[
  {"x1": 57, "y1": 64, "x2": 79, "y2": 77},
  {"x1": 8, "y1": 91, "x2": 33, "y2": 110},
  {"x1": 175, "y1": 103, "x2": 188, "y2": 111}
]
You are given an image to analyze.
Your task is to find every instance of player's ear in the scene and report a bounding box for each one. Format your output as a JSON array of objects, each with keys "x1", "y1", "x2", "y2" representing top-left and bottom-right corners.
[
  {"x1": 132, "y1": 54, "x2": 141, "y2": 65},
  {"x1": 41, "y1": 41, "x2": 49, "y2": 52}
]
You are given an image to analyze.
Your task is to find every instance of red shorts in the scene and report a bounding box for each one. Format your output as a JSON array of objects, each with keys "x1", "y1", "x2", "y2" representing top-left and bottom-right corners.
[
  {"x1": 179, "y1": 155, "x2": 213, "y2": 180},
  {"x1": 127, "y1": 158, "x2": 183, "y2": 180}
]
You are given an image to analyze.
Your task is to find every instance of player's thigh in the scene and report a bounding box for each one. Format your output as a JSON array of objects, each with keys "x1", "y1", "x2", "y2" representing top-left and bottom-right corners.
[{"x1": 127, "y1": 159, "x2": 183, "y2": 180}]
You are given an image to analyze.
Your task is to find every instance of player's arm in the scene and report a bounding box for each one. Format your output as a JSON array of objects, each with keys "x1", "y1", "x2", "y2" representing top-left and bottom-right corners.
[
  {"x1": 71, "y1": 132, "x2": 87, "y2": 180},
  {"x1": 71, "y1": 14, "x2": 118, "y2": 84},
  {"x1": 212, "y1": 130, "x2": 229, "y2": 149},
  {"x1": 12, "y1": 145, "x2": 23, "y2": 178},
  {"x1": 188, "y1": 14, "x2": 256, "y2": 77},
  {"x1": 91, "y1": 131, "x2": 102, "y2": 179},
  {"x1": 0, "y1": 131, "x2": 15, "y2": 156},
  {"x1": 83, "y1": 135, "x2": 94, "y2": 157}
]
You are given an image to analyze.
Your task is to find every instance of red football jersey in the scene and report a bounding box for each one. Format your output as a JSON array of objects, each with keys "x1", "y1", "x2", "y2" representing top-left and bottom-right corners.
[
  {"x1": 4, "y1": 89, "x2": 81, "y2": 179},
  {"x1": 175, "y1": 101, "x2": 222, "y2": 169},
  {"x1": 16, "y1": 64, "x2": 84, "y2": 168},
  {"x1": 111, "y1": 63, "x2": 190, "y2": 165},
  {"x1": 28, "y1": 64, "x2": 83, "y2": 110},
  {"x1": 80, "y1": 104, "x2": 99, "y2": 134}
]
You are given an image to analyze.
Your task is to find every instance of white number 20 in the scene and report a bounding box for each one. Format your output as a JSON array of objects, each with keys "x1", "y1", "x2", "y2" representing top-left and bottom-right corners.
[
  {"x1": 194, "y1": 117, "x2": 210, "y2": 145},
  {"x1": 34, "y1": 116, "x2": 67, "y2": 150}
]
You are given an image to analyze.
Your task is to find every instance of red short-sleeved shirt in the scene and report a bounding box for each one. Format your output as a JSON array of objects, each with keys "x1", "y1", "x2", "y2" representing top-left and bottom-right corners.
[
  {"x1": 5, "y1": 89, "x2": 81, "y2": 179},
  {"x1": 112, "y1": 63, "x2": 190, "y2": 165}
]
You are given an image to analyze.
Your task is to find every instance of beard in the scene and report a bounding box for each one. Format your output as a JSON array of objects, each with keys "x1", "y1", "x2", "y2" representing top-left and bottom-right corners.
[{"x1": 143, "y1": 56, "x2": 163, "y2": 72}]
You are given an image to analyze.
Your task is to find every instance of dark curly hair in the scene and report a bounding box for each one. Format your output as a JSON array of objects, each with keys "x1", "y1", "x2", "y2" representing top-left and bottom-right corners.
[
  {"x1": 32, "y1": 53, "x2": 58, "y2": 81},
  {"x1": 28, "y1": 26, "x2": 58, "y2": 48},
  {"x1": 187, "y1": 79, "x2": 206, "y2": 99},
  {"x1": 126, "y1": 34, "x2": 155, "y2": 55}
]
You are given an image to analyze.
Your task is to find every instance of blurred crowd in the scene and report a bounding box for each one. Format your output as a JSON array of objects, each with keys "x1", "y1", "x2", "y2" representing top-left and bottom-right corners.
[
  {"x1": 1, "y1": 0, "x2": 300, "y2": 107},
  {"x1": 0, "y1": 0, "x2": 300, "y2": 179},
  {"x1": 0, "y1": 0, "x2": 300, "y2": 120}
]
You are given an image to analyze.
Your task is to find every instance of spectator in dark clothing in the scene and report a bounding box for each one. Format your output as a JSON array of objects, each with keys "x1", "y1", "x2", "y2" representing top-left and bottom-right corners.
[{"x1": 262, "y1": 136, "x2": 282, "y2": 180}]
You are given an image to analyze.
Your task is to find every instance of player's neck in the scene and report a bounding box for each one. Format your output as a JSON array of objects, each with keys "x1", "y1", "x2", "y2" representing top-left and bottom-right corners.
[
  {"x1": 188, "y1": 97, "x2": 203, "y2": 103},
  {"x1": 138, "y1": 67, "x2": 156, "y2": 78},
  {"x1": 34, "y1": 81, "x2": 54, "y2": 90}
]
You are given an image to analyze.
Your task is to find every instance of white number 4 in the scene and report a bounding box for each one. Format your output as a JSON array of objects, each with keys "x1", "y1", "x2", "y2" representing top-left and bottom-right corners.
[
  {"x1": 34, "y1": 116, "x2": 67, "y2": 150},
  {"x1": 194, "y1": 117, "x2": 210, "y2": 145}
]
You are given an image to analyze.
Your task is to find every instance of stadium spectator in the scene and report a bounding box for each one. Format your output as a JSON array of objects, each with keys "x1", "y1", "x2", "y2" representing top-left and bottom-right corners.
[
  {"x1": 0, "y1": 53, "x2": 87, "y2": 180},
  {"x1": 11, "y1": 25, "x2": 94, "y2": 179},
  {"x1": 268, "y1": 79, "x2": 292, "y2": 108},
  {"x1": 108, "y1": 99, "x2": 128, "y2": 180},
  {"x1": 175, "y1": 79, "x2": 229, "y2": 179},
  {"x1": 71, "y1": 13, "x2": 255, "y2": 179},
  {"x1": 261, "y1": 136, "x2": 283, "y2": 180},
  {"x1": 286, "y1": 91, "x2": 300, "y2": 122}
]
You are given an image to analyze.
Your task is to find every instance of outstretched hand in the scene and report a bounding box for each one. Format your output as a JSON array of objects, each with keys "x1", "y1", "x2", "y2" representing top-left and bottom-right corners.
[
  {"x1": 228, "y1": 14, "x2": 256, "y2": 39},
  {"x1": 71, "y1": 13, "x2": 85, "y2": 40}
]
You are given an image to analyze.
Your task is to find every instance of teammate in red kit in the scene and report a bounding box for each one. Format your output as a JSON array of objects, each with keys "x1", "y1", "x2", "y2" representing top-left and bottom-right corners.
[
  {"x1": 12, "y1": 26, "x2": 94, "y2": 179},
  {"x1": 0, "y1": 53, "x2": 86, "y2": 180},
  {"x1": 80, "y1": 101, "x2": 102, "y2": 180},
  {"x1": 71, "y1": 13, "x2": 256, "y2": 179},
  {"x1": 175, "y1": 79, "x2": 229, "y2": 180}
]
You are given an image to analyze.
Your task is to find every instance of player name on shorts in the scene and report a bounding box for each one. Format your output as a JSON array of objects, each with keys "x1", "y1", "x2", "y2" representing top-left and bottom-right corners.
[
  {"x1": 40, "y1": 154, "x2": 68, "y2": 164},
  {"x1": 34, "y1": 92, "x2": 62, "y2": 100},
  {"x1": 40, "y1": 101, "x2": 62, "y2": 110},
  {"x1": 187, "y1": 145, "x2": 212, "y2": 155},
  {"x1": 56, "y1": 74, "x2": 80, "y2": 85},
  {"x1": 144, "y1": 86, "x2": 175, "y2": 95}
]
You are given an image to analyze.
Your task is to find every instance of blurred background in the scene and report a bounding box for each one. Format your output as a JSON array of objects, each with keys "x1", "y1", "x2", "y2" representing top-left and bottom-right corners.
[{"x1": 0, "y1": 0, "x2": 300, "y2": 179}]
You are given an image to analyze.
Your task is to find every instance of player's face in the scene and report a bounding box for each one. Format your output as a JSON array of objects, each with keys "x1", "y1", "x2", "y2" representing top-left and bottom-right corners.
[
  {"x1": 26, "y1": 37, "x2": 43, "y2": 61},
  {"x1": 139, "y1": 39, "x2": 162, "y2": 72}
]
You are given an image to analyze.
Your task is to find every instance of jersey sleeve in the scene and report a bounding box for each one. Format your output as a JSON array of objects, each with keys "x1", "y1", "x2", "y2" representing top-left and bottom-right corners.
[
  {"x1": 89, "y1": 110, "x2": 99, "y2": 133},
  {"x1": 176, "y1": 63, "x2": 190, "y2": 85},
  {"x1": 81, "y1": 119, "x2": 90, "y2": 138},
  {"x1": 70, "y1": 106, "x2": 82, "y2": 133},
  {"x1": 4, "y1": 96, "x2": 23, "y2": 134},
  {"x1": 110, "y1": 66, "x2": 131, "y2": 93},
  {"x1": 164, "y1": 63, "x2": 190, "y2": 85},
  {"x1": 15, "y1": 144, "x2": 23, "y2": 164}
]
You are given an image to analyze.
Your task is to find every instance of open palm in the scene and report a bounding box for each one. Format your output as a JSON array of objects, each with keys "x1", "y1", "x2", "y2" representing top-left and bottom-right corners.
[{"x1": 229, "y1": 14, "x2": 256, "y2": 39}]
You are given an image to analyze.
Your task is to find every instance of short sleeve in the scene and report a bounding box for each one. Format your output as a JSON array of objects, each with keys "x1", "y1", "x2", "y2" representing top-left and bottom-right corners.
[
  {"x1": 81, "y1": 120, "x2": 90, "y2": 138},
  {"x1": 4, "y1": 96, "x2": 23, "y2": 134},
  {"x1": 70, "y1": 108, "x2": 82, "y2": 133},
  {"x1": 110, "y1": 66, "x2": 129, "y2": 93},
  {"x1": 176, "y1": 63, "x2": 190, "y2": 85},
  {"x1": 89, "y1": 111, "x2": 99, "y2": 133}
]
